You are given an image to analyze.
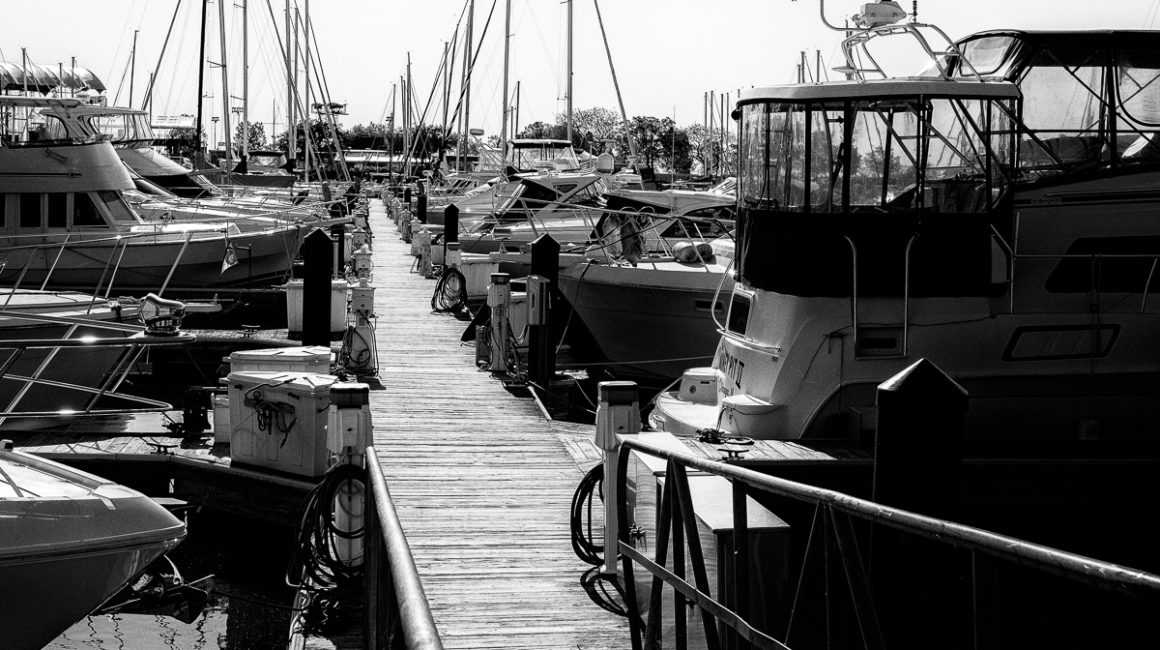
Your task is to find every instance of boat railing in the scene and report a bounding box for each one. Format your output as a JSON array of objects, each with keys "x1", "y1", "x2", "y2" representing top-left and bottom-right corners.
[
  {"x1": 363, "y1": 446, "x2": 444, "y2": 650},
  {"x1": 816, "y1": 0, "x2": 984, "y2": 82},
  {"x1": 613, "y1": 434, "x2": 1160, "y2": 649},
  {"x1": 0, "y1": 227, "x2": 222, "y2": 299},
  {"x1": 0, "y1": 313, "x2": 195, "y2": 425}
]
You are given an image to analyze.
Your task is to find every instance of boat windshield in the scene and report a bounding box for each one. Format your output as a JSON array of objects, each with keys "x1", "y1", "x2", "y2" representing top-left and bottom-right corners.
[
  {"x1": 739, "y1": 93, "x2": 1015, "y2": 213},
  {"x1": 82, "y1": 113, "x2": 155, "y2": 148}
]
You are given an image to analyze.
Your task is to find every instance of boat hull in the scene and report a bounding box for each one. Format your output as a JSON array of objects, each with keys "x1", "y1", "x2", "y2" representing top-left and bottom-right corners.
[
  {"x1": 0, "y1": 450, "x2": 185, "y2": 650},
  {"x1": 558, "y1": 261, "x2": 733, "y2": 382},
  {"x1": 0, "y1": 225, "x2": 306, "y2": 295}
]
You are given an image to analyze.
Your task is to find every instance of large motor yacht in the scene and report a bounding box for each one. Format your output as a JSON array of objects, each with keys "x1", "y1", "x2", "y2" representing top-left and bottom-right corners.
[{"x1": 652, "y1": 23, "x2": 1160, "y2": 442}]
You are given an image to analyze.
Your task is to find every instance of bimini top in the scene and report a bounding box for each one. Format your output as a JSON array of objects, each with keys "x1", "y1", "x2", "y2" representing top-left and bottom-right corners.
[
  {"x1": 0, "y1": 61, "x2": 105, "y2": 94},
  {"x1": 737, "y1": 78, "x2": 1020, "y2": 106}
]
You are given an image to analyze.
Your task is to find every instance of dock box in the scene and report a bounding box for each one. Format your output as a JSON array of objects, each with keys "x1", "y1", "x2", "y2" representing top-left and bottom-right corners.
[
  {"x1": 227, "y1": 371, "x2": 339, "y2": 477},
  {"x1": 228, "y1": 346, "x2": 333, "y2": 374}
]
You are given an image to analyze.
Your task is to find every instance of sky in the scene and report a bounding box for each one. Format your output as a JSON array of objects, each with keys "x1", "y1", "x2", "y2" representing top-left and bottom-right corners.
[{"x1": 3, "y1": 0, "x2": 1160, "y2": 145}]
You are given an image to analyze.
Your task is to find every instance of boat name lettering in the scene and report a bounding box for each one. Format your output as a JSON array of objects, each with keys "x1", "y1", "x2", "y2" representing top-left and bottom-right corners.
[{"x1": 721, "y1": 350, "x2": 745, "y2": 389}]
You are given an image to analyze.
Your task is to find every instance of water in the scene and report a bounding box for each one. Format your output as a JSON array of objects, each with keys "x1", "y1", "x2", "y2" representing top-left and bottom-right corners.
[{"x1": 47, "y1": 511, "x2": 297, "y2": 650}]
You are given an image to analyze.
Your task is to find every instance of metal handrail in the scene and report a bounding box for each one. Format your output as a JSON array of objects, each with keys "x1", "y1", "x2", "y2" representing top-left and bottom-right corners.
[
  {"x1": 364, "y1": 446, "x2": 443, "y2": 650},
  {"x1": 615, "y1": 435, "x2": 1160, "y2": 649}
]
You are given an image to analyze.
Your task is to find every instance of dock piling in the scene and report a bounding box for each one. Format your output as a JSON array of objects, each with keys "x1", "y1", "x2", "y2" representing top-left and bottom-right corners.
[
  {"x1": 527, "y1": 234, "x2": 560, "y2": 387},
  {"x1": 302, "y1": 228, "x2": 334, "y2": 347}
]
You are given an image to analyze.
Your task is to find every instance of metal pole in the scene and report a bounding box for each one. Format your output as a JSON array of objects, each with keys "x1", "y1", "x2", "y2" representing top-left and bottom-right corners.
[
  {"x1": 566, "y1": 0, "x2": 573, "y2": 145},
  {"x1": 303, "y1": 0, "x2": 312, "y2": 183},
  {"x1": 500, "y1": 0, "x2": 511, "y2": 164},
  {"x1": 242, "y1": 0, "x2": 249, "y2": 164},
  {"x1": 129, "y1": 30, "x2": 138, "y2": 108},
  {"x1": 592, "y1": 0, "x2": 638, "y2": 163},
  {"x1": 286, "y1": 0, "x2": 296, "y2": 166},
  {"x1": 217, "y1": 0, "x2": 233, "y2": 168},
  {"x1": 459, "y1": 0, "x2": 474, "y2": 173}
]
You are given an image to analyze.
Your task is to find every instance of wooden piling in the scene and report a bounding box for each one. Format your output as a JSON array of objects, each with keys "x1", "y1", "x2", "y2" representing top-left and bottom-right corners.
[{"x1": 528, "y1": 234, "x2": 559, "y2": 386}]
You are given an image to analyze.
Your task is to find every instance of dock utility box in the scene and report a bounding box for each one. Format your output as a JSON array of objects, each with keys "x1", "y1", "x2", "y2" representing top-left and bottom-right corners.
[
  {"x1": 285, "y1": 279, "x2": 349, "y2": 335},
  {"x1": 227, "y1": 371, "x2": 339, "y2": 477},
  {"x1": 228, "y1": 346, "x2": 333, "y2": 374}
]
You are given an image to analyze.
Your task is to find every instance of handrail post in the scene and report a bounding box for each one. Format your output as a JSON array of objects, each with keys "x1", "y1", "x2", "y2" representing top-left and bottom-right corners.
[{"x1": 594, "y1": 380, "x2": 640, "y2": 577}]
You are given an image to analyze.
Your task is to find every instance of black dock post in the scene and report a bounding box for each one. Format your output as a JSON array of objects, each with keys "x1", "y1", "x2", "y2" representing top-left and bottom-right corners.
[
  {"x1": 444, "y1": 204, "x2": 459, "y2": 246},
  {"x1": 416, "y1": 193, "x2": 428, "y2": 225},
  {"x1": 528, "y1": 234, "x2": 560, "y2": 387},
  {"x1": 302, "y1": 228, "x2": 334, "y2": 346},
  {"x1": 872, "y1": 358, "x2": 967, "y2": 642},
  {"x1": 873, "y1": 358, "x2": 967, "y2": 516},
  {"x1": 403, "y1": 186, "x2": 412, "y2": 208}
]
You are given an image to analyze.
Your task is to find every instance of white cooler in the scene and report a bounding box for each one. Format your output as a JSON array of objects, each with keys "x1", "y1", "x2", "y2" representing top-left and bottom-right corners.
[{"x1": 227, "y1": 371, "x2": 339, "y2": 477}]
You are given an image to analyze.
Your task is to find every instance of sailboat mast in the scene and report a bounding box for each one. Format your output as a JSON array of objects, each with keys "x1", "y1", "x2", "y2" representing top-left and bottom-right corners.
[
  {"x1": 130, "y1": 30, "x2": 138, "y2": 108},
  {"x1": 592, "y1": 0, "x2": 637, "y2": 164},
  {"x1": 285, "y1": 0, "x2": 295, "y2": 166},
  {"x1": 500, "y1": 0, "x2": 511, "y2": 164},
  {"x1": 459, "y1": 0, "x2": 474, "y2": 173},
  {"x1": 566, "y1": 0, "x2": 572, "y2": 145},
  {"x1": 389, "y1": 82, "x2": 396, "y2": 181},
  {"x1": 242, "y1": 0, "x2": 249, "y2": 163},
  {"x1": 217, "y1": 0, "x2": 233, "y2": 168},
  {"x1": 195, "y1": 0, "x2": 209, "y2": 166},
  {"x1": 303, "y1": 0, "x2": 311, "y2": 183},
  {"x1": 405, "y1": 54, "x2": 412, "y2": 178}
]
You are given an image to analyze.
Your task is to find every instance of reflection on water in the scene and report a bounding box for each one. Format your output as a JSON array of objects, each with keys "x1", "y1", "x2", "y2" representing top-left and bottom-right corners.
[{"x1": 46, "y1": 511, "x2": 297, "y2": 650}]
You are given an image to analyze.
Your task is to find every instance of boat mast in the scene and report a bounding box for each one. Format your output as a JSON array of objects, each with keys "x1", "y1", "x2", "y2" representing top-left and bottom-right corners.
[
  {"x1": 405, "y1": 54, "x2": 412, "y2": 178},
  {"x1": 195, "y1": 0, "x2": 209, "y2": 167},
  {"x1": 565, "y1": 0, "x2": 572, "y2": 145},
  {"x1": 303, "y1": 0, "x2": 311, "y2": 183},
  {"x1": 129, "y1": 30, "x2": 138, "y2": 108},
  {"x1": 389, "y1": 82, "x2": 396, "y2": 181},
  {"x1": 500, "y1": 0, "x2": 511, "y2": 164},
  {"x1": 241, "y1": 0, "x2": 249, "y2": 166},
  {"x1": 285, "y1": 0, "x2": 295, "y2": 168},
  {"x1": 592, "y1": 0, "x2": 637, "y2": 164},
  {"x1": 217, "y1": 0, "x2": 234, "y2": 169},
  {"x1": 458, "y1": 0, "x2": 474, "y2": 173},
  {"x1": 142, "y1": 0, "x2": 183, "y2": 112}
]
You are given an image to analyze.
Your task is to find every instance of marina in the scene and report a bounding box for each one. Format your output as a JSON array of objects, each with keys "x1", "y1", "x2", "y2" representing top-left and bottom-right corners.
[{"x1": 3, "y1": 1, "x2": 1160, "y2": 649}]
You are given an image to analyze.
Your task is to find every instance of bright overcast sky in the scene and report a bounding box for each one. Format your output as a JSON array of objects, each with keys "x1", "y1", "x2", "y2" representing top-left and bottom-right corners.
[{"x1": 3, "y1": 0, "x2": 1159, "y2": 141}]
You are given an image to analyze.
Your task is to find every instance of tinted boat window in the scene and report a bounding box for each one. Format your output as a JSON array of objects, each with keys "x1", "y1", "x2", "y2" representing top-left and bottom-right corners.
[
  {"x1": 47, "y1": 193, "x2": 67, "y2": 228},
  {"x1": 74, "y1": 193, "x2": 104, "y2": 226},
  {"x1": 1117, "y1": 49, "x2": 1160, "y2": 126},
  {"x1": 19, "y1": 194, "x2": 40, "y2": 228}
]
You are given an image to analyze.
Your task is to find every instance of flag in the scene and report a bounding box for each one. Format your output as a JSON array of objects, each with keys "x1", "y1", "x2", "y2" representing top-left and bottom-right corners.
[{"x1": 221, "y1": 241, "x2": 239, "y2": 274}]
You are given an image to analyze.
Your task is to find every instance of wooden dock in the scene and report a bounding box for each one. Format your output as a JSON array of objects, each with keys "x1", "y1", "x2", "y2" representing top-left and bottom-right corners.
[{"x1": 340, "y1": 204, "x2": 632, "y2": 649}]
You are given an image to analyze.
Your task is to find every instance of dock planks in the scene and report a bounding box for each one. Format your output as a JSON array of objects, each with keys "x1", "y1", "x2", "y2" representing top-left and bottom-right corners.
[{"x1": 364, "y1": 204, "x2": 632, "y2": 649}]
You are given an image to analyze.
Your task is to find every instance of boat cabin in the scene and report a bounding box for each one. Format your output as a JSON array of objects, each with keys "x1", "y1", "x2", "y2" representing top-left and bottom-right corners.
[{"x1": 734, "y1": 79, "x2": 1020, "y2": 301}]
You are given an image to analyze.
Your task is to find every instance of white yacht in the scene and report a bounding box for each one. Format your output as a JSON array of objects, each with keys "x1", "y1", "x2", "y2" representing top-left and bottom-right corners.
[{"x1": 652, "y1": 23, "x2": 1160, "y2": 441}]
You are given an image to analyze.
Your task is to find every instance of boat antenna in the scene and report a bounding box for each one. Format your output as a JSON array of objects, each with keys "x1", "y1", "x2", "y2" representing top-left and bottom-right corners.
[{"x1": 195, "y1": 0, "x2": 209, "y2": 168}]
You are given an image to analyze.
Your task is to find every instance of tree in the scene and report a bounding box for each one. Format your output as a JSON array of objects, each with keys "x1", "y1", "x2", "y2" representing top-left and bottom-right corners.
[
  {"x1": 555, "y1": 106, "x2": 623, "y2": 152},
  {"x1": 233, "y1": 121, "x2": 267, "y2": 151},
  {"x1": 516, "y1": 121, "x2": 562, "y2": 140}
]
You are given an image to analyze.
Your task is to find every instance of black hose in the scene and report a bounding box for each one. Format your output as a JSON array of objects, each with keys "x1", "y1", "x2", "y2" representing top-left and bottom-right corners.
[
  {"x1": 570, "y1": 462, "x2": 605, "y2": 566},
  {"x1": 285, "y1": 462, "x2": 366, "y2": 634},
  {"x1": 431, "y1": 267, "x2": 471, "y2": 320}
]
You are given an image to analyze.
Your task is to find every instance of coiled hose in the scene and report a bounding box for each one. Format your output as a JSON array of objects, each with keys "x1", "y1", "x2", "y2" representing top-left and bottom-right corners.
[
  {"x1": 431, "y1": 267, "x2": 472, "y2": 320},
  {"x1": 286, "y1": 462, "x2": 366, "y2": 634}
]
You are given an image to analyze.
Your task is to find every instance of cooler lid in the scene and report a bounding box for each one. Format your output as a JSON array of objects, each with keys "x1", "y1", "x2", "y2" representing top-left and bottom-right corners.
[
  {"x1": 230, "y1": 346, "x2": 332, "y2": 363},
  {"x1": 226, "y1": 370, "x2": 339, "y2": 395}
]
